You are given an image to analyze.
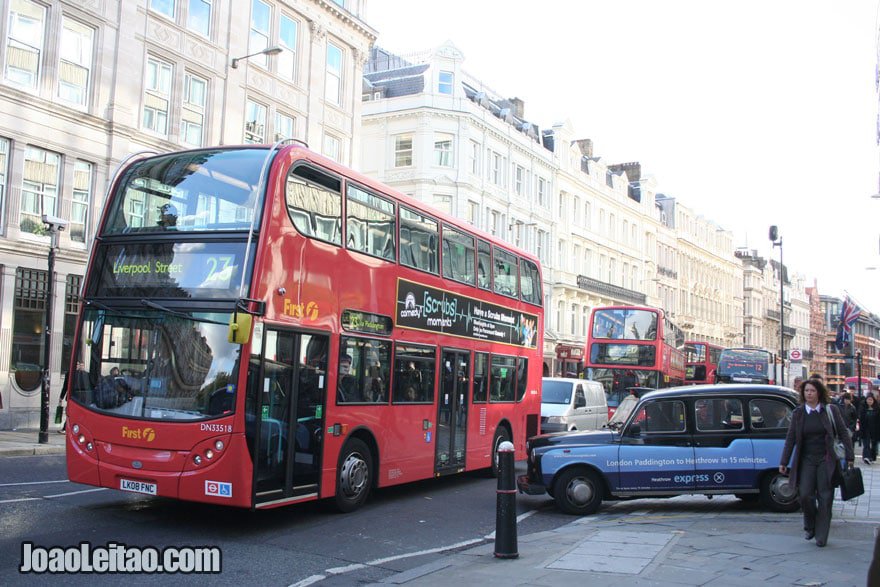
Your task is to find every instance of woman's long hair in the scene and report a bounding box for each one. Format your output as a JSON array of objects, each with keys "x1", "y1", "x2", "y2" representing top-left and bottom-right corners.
[{"x1": 798, "y1": 377, "x2": 831, "y2": 404}]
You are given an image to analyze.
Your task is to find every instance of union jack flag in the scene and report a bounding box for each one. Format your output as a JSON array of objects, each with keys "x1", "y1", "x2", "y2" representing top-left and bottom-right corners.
[{"x1": 834, "y1": 296, "x2": 862, "y2": 350}]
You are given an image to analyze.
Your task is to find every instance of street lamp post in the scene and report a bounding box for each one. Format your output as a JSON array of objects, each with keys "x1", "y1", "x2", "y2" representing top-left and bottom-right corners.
[
  {"x1": 769, "y1": 226, "x2": 784, "y2": 384},
  {"x1": 38, "y1": 214, "x2": 67, "y2": 444},
  {"x1": 230, "y1": 45, "x2": 283, "y2": 69}
]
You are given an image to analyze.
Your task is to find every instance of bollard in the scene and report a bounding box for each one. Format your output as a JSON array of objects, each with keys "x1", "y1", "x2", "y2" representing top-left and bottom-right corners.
[{"x1": 494, "y1": 440, "x2": 518, "y2": 558}]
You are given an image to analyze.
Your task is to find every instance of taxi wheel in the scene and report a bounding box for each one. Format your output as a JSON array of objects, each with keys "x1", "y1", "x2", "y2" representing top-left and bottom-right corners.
[
  {"x1": 554, "y1": 467, "x2": 603, "y2": 515},
  {"x1": 333, "y1": 438, "x2": 373, "y2": 513},
  {"x1": 760, "y1": 471, "x2": 799, "y2": 512}
]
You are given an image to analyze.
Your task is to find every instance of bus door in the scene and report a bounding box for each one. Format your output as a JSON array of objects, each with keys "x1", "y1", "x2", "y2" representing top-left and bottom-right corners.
[
  {"x1": 436, "y1": 349, "x2": 469, "y2": 474},
  {"x1": 252, "y1": 330, "x2": 327, "y2": 505}
]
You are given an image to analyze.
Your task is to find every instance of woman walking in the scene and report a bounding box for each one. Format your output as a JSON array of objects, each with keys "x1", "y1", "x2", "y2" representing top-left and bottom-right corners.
[
  {"x1": 859, "y1": 393, "x2": 880, "y2": 464},
  {"x1": 779, "y1": 378, "x2": 854, "y2": 547}
]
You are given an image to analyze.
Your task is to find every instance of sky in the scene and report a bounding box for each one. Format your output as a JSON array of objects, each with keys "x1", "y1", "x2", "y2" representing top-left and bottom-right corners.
[{"x1": 365, "y1": 0, "x2": 880, "y2": 315}]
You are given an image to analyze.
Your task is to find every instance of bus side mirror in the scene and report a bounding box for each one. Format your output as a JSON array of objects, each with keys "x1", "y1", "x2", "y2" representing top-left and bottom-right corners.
[{"x1": 228, "y1": 313, "x2": 253, "y2": 344}]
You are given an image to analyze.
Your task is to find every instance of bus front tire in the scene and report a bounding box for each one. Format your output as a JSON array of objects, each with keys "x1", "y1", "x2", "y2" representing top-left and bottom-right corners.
[
  {"x1": 333, "y1": 438, "x2": 373, "y2": 513},
  {"x1": 554, "y1": 467, "x2": 603, "y2": 515}
]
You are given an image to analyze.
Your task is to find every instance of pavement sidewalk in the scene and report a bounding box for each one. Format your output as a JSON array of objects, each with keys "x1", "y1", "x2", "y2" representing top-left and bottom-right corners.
[{"x1": 0, "y1": 427, "x2": 66, "y2": 457}]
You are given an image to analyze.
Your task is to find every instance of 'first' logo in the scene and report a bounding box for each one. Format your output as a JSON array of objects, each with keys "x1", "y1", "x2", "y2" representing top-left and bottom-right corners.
[{"x1": 121, "y1": 426, "x2": 156, "y2": 442}]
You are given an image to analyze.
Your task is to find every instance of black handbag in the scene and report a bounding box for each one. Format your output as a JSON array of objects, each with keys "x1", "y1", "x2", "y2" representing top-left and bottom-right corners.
[
  {"x1": 54, "y1": 404, "x2": 64, "y2": 425},
  {"x1": 839, "y1": 466, "x2": 865, "y2": 501}
]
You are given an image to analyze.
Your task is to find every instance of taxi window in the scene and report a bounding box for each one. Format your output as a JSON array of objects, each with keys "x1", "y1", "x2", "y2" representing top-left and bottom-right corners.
[
  {"x1": 695, "y1": 398, "x2": 744, "y2": 431},
  {"x1": 633, "y1": 400, "x2": 686, "y2": 433},
  {"x1": 749, "y1": 398, "x2": 792, "y2": 430}
]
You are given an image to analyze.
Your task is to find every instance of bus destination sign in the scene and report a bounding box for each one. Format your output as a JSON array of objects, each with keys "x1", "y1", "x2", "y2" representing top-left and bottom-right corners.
[
  {"x1": 395, "y1": 279, "x2": 538, "y2": 349},
  {"x1": 341, "y1": 309, "x2": 393, "y2": 336}
]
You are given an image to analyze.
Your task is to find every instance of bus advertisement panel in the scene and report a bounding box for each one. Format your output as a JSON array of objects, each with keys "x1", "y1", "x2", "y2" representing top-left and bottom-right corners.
[
  {"x1": 584, "y1": 306, "x2": 685, "y2": 413},
  {"x1": 716, "y1": 348, "x2": 775, "y2": 384},
  {"x1": 684, "y1": 341, "x2": 723, "y2": 385},
  {"x1": 64, "y1": 144, "x2": 543, "y2": 511}
]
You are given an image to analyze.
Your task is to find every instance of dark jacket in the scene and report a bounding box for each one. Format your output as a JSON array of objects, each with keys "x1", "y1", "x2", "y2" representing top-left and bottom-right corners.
[
  {"x1": 841, "y1": 402, "x2": 857, "y2": 431},
  {"x1": 859, "y1": 405, "x2": 880, "y2": 440},
  {"x1": 779, "y1": 403, "x2": 854, "y2": 489}
]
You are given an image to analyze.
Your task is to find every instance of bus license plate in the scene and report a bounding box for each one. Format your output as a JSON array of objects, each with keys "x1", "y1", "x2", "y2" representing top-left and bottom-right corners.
[{"x1": 120, "y1": 479, "x2": 157, "y2": 495}]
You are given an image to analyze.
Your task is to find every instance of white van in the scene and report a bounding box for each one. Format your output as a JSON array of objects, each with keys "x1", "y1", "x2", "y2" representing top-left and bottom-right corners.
[{"x1": 540, "y1": 377, "x2": 608, "y2": 433}]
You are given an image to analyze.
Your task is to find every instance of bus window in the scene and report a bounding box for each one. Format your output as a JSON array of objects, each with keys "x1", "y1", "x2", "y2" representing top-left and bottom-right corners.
[
  {"x1": 346, "y1": 184, "x2": 395, "y2": 261},
  {"x1": 493, "y1": 248, "x2": 518, "y2": 298},
  {"x1": 490, "y1": 355, "x2": 516, "y2": 402},
  {"x1": 339, "y1": 337, "x2": 391, "y2": 403},
  {"x1": 477, "y1": 240, "x2": 491, "y2": 290},
  {"x1": 441, "y1": 226, "x2": 476, "y2": 285},
  {"x1": 520, "y1": 258, "x2": 542, "y2": 305},
  {"x1": 399, "y1": 206, "x2": 438, "y2": 274},
  {"x1": 473, "y1": 352, "x2": 489, "y2": 402},
  {"x1": 392, "y1": 344, "x2": 435, "y2": 403},
  {"x1": 286, "y1": 165, "x2": 342, "y2": 244}
]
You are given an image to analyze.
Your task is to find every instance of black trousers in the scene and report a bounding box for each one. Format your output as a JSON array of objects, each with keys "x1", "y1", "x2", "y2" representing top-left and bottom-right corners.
[
  {"x1": 864, "y1": 432, "x2": 878, "y2": 461},
  {"x1": 799, "y1": 454, "x2": 834, "y2": 542}
]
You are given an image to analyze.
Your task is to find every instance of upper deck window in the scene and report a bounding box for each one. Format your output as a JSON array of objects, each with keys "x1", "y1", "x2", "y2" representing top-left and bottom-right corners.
[
  {"x1": 286, "y1": 165, "x2": 342, "y2": 245},
  {"x1": 592, "y1": 309, "x2": 657, "y2": 341},
  {"x1": 104, "y1": 148, "x2": 270, "y2": 234},
  {"x1": 346, "y1": 184, "x2": 395, "y2": 261},
  {"x1": 441, "y1": 225, "x2": 475, "y2": 285},
  {"x1": 399, "y1": 206, "x2": 438, "y2": 274},
  {"x1": 493, "y1": 247, "x2": 518, "y2": 299}
]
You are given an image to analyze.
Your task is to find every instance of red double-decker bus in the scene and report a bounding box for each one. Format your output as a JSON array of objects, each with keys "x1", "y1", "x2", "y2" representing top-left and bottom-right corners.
[
  {"x1": 684, "y1": 341, "x2": 723, "y2": 385},
  {"x1": 65, "y1": 143, "x2": 543, "y2": 511},
  {"x1": 584, "y1": 306, "x2": 685, "y2": 412}
]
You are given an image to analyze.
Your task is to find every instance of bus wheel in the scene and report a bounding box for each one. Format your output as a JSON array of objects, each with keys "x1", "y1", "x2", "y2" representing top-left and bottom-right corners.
[
  {"x1": 334, "y1": 438, "x2": 373, "y2": 513},
  {"x1": 760, "y1": 471, "x2": 799, "y2": 512},
  {"x1": 490, "y1": 426, "x2": 511, "y2": 478},
  {"x1": 554, "y1": 467, "x2": 603, "y2": 515}
]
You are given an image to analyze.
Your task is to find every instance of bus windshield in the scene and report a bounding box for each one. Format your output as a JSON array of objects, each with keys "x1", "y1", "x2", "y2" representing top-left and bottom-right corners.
[
  {"x1": 71, "y1": 308, "x2": 241, "y2": 421},
  {"x1": 591, "y1": 309, "x2": 657, "y2": 340},
  {"x1": 103, "y1": 148, "x2": 272, "y2": 234},
  {"x1": 717, "y1": 349, "x2": 772, "y2": 383}
]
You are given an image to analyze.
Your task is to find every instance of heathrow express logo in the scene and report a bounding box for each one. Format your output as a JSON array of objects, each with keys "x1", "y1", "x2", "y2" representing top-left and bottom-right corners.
[{"x1": 122, "y1": 426, "x2": 156, "y2": 442}]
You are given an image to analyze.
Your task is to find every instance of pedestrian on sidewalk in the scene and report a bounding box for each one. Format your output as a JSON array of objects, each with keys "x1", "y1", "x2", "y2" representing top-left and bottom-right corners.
[
  {"x1": 842, "y1": 393, "x2": 858, "y2": 446},
  {"x1": 779, "y1": 378, "x2": 854, "y2": 548},
  {"x1": 858, "y1": 393, "x2": 879, "y2": 464}
]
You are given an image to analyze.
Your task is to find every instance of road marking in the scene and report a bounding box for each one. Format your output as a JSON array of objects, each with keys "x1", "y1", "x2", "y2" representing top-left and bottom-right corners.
[
  {"x1": 485, "y1": 509, "x2": 538, "y2": 539},
  {"x1": 0, "y1": 497, "x2": 41, "y2": 504},
  {"x1": 0, "y1": 479, "x2": 69, "y2": 487},
  {"x1": 0, "y1": 487, "x2": 107, "y2": 504}
]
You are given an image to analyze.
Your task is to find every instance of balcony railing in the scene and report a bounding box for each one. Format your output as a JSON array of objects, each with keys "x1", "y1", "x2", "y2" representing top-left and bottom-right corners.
[
  {"x1": 657, "y1": 266, "x2": 678, "y2": 279},
  {"x1": 766, "y1": 309, "x2": 780, "y2": 321}
]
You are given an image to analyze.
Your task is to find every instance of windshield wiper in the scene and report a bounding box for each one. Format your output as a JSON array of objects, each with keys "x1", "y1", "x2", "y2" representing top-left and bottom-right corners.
[{"x1": 140, "y1": 299, "x2": 226, "y2": 325}]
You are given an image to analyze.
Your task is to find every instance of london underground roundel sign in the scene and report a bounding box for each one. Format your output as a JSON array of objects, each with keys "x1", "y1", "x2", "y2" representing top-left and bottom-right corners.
[{"x1": 789, "y1": 349, "x2": 802, "y2": 361}]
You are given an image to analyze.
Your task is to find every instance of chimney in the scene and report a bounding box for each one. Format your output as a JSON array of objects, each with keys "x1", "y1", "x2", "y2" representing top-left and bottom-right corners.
[
  {"x1": 608, "y1": 162, "x2": 642, "y2": 183},
  {"x1": 574, "y1": 139, "x2": 593, "y2": 158},
  {"x1": 508, "y1": 97, "x2": 525, "y2": 119}
]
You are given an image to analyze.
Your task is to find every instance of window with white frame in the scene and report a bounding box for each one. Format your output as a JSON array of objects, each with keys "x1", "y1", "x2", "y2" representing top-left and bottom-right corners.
[
  {"x1": 149, "y1": 0, "x2": 175, "y2": 19},
  {"x1": 181, "y1": 72, "x2": 207, "y2": 147},
  {"x1": 249, "y1": 0, "x2": 271, "y2": 68},
  {"x1": 394, "y1": 135, "x2": 412, "y2": 166},
  {"x1": 5, "y1": 0, "x2": 46, "y2": 90},
  {"x1": 58, "y1": 18, "x2": 93, "y2": 107},
  {"x1": 0, "y1": 138, "x2": 8, "y2": 218},
  {"x1": 570, "y1": 303, "x2": 577, "y2": 335},
  {"x1": 584, "y1": 248, "x2": 591, "y2": 277},
  {"x1": 325, "y1": 41, "x2": 343, "y2": 105},
  {"x1": 469, "y1": 141, "x2": 481, "y2": 175},
  {"x1": 278, "y1": 13, "x2": 298, "y2": 81},
  {"x1": 434, "y1": 133, "x2": 453, "y2": 167},
  {"x1": 573, "y1": 196, "x2": 580, "y2": 221},
  {"x1": 573, "y1": 245, "x2": 580, "y2": 273},
  {"x1": 70, "y1": 161, "x2": 92, "y2": 243},
  {"x1": 558, "y1": 192, "x2": 566, "y2": 217},
  {"x1": 536, "y1": 229, "x2": 546, "y2": 263},
  {"x1": 244, "y1": 99, "x2": 266, "y2": 143},
  {"x1": 536, "y1": 176, "x2": 547, "y2": 207},
  {"x1": 467, "y1": 201, "x2": 479, "y2": 225},
  {"x1": 275, "y1": 111, "x2": 294, "y2": 141},
  {"x1": 323, "y1": 133, "x2": 340, "y2": 162},
  {"x1": 438, "y1": 70, "x2": 453, "y2": 94},
  {"x1": 491, "y1": 151, "x2": 503, "y2": 186},
  {"x1": 584, "y1": 201, "x2": 591, "y2": 228},
  {"x1": 187, "y1": 0, "x2": 212, "y2": 37},
  {"x1": 432, "y1": 194, "x2": 452, "y2": 215},
  {"x1": 514, "y1": 164, "x2": 525, "y2": 196},
  {"x1": 556, "y1": 301, "x2": 563, "y2": 332},
  {"x1": 143, "y1": 56, "x2": 172, "y2": 135},
  {"x1": 609, "y1": 258, "x2": 617, "y2": 284},
  {"x1": 20, "y1": 146, "x2": 60, "y2": 235}
]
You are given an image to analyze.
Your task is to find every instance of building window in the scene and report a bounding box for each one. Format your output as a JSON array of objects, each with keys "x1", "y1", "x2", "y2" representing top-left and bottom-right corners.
[
  {"x1": 12, "y1": 268, "x2": 47, "y2": 392},
  {"x1": 187, "y1": 0, "x2": 212, "y2": 37},
  {"x1": 71, "y1": 161, "x2": 91, "y2": 243},
  {"x1": 536, "y1": 176, "x2": 547, "y2": 206},
  {"x1": 249, "y1": 0, "x2": 271, "y2": 68},
  {"x1": 536, "y1": 229, "x2": 546, "y2": 263},
  {"x1": 244, "y1": 99, "x2": 266, "y2": 143},
  {"x1": 275, "y1": 112, "x2": 295, "y2": 141},
  {"x1": 467, "y1": 201, "x2": 479, "y2": 225},
  {"x1": 491, "y1": 152, "x2": 503, "y2": 185},
  {"x1": 143, "y1": 56, "x2": 172, "y2": 135},
  {"x1": 5, "y1": 0, "x2": 46, "y2": 90},
  {"x1": 278, "y1": 14, "x2": 298, "y2": 81},
  {"x1": 20, "y1": 146, "x2": 60, "y2": 235},
  {"x1": 394, "y1": 135, "x2": 413, "y2": 167},
  {"x1": 434, "y1": 133, "x2": 453, "y2": 167},
  {"x1": 181, "y1": 72, "x2": 207, "y2": 147},
  {"x1": 323, "y1": 133, "x2": 340, "y2": 162},
  {"x1": 432, "y1": 194, "x2": 452, "y2": 215},
  {"x1": 438, "y1": 70, "x2": 453, "y2": 94},
  {"x1": 469, "y1": 141, "x2": 480, "y2": 175},
  {"x1": 325, "y1": 41, "x2": 343, "y2": 105},
  {"x1": 61, "y1": 275, "x2": 83, "y2": 375},
  {"x1": 58, "y1": 18, "x2": 93, "y2": 107},
  {"x1": 0, "y1": 138, "x2": 8, "y2": 220},
  {"x1": 149, "y1": 0, "x2": 175, "y2": 19},
  {"x1": 514, "y1": 164, "x2": 526, "y2": 196}
]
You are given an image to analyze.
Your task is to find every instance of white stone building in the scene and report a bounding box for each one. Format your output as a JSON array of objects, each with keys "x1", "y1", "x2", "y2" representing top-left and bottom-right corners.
[{"x1": 0, "y1": 0, "x2": 375, "y2": 428}]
